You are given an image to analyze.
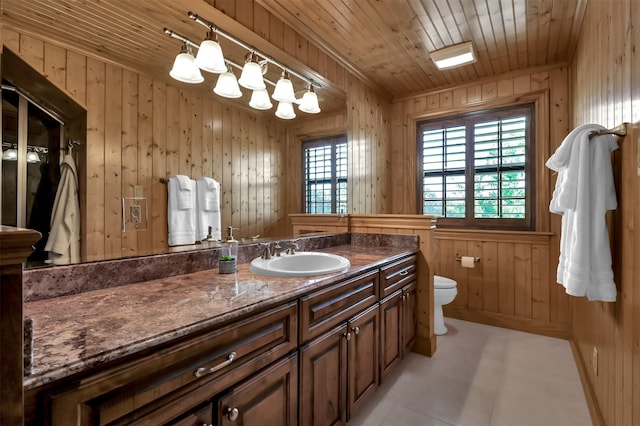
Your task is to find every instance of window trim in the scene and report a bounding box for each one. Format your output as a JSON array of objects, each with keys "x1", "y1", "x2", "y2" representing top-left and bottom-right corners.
[
  {"x1": 416, "y1": 102, "x2": 536, "y2": 231},
  {"x1": 301, "y1": 134, "x2": 348, "y2": 214}
]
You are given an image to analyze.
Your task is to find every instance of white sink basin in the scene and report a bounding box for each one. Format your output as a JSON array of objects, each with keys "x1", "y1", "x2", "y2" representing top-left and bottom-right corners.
[{"x1": 249, "y1": 252, "x2": 351, "y2": 277}]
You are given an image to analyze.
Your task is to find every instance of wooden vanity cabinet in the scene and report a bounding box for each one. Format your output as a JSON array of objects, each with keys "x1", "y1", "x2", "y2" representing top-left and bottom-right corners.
[
  {"x1": 41, "y1": 302, "x2": 298, "y2": 426},
  {"x1": 379, "y1": 257, "x2": 418, "y2": 381},
  {"x1": 299, "y1": 271, "x2": 380, "y2": 425}
]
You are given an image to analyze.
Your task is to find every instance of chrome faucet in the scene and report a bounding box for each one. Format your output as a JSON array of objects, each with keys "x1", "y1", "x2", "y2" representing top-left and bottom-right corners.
[
  {"x1": 273, "y1": 239, "x2": 300, "y2": 256},
  {"x1": 259, "y1": 242, "x2": 272, "y2": 260}
]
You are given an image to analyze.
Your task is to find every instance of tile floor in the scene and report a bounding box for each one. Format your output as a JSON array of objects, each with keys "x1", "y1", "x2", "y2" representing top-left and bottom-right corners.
[{"x1": 349, "y1": 318, "x2": 592, "y2": 426}]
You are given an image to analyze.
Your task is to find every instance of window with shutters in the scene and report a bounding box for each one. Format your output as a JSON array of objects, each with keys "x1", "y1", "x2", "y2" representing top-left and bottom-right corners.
[
  {"x1": 302, "y1": 135, "x2": 348, "y2": 214},
  {"x1": 417, "y1": 103, "x2": 535, "y2": 230}
]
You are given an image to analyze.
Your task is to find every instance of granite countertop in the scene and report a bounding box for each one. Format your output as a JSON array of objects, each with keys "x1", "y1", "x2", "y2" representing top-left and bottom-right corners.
[{"x1": 23, "y1": 244, "x2": 414, "y2": 390}]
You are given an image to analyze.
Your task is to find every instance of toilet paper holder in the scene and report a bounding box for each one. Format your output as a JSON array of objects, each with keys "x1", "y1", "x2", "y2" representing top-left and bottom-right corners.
[{"x1": 455, "y1": 254, "x2": 481, "y2": 263}]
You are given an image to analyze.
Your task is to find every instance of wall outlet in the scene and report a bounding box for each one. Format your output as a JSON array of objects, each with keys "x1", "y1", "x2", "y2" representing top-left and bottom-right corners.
[
  {"x1": 592, "y1": 346, "x2": 598, "y2": 376},
  {"x1": 130, "y1": 205, "x2": 141, "y2": 224}
]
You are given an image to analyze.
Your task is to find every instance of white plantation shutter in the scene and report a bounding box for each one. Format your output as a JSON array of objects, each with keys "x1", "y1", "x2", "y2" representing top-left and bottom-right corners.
[
  {"x1": 303, "y1": 136, "x2": 348, "y2": 214},
  {"x1": 418, "y1": 104, "x2": 534, "y2": 230}
]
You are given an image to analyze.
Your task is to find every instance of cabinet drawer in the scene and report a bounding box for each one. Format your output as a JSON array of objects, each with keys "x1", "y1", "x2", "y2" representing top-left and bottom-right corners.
[
  {"x1": 379, "y1": 255, "x2": 417, "y2": 299},
  {"x1": 300, "y1": 270, "x2": 378, "y2": 343},
  {"x1": 47, "y1": 302, "x2": 298, "y2": 426}
]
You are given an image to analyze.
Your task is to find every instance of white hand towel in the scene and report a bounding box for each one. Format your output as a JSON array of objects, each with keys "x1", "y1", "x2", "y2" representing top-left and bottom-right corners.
[
  {"x1": 546, "y1": 124, "x2": 618, "y2": 302},
  {"x1": 168, "y1": 176, "x2": 196, "y2": 246},
  {"x1": 196, "y1": 177, "x2": 221, "y2": 241},
  {"x1": 174, "y1": 174, "x2": 193, "y2": 210}
]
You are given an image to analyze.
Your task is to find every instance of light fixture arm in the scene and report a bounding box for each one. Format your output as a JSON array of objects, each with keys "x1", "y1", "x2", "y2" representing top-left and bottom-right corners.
[
  {"x1": 164, "y1": 28, "x2": 279, "y2": 87},
  {"x1": 163, "y1": 28, "x2": 200, "y2": 50},
  {"x1": 187, "y1": 11, "x2": 320, "y2": 88}
]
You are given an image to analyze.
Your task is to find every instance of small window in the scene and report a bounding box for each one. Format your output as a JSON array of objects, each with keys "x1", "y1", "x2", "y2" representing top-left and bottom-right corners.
[
  {"x1": 417, "y1": 104, "x2": 535, "y2": 230},
  {"x1": 302, "y1": 135, "x2": 348, "y2": 214}
]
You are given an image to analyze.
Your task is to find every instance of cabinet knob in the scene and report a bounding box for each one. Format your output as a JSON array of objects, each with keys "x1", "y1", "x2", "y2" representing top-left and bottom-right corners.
[
  {"x1": 226, "y1": 407, "x2": 240, "y2": 421},
  {"x1": 344, "y1": 332, "x2": 351, "y2": 341},
  {"x1": 352, "y1": 326, "x2": 360, "y2": 335}
]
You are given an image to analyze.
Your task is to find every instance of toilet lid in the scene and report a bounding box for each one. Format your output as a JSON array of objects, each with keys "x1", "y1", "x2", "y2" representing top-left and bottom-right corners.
[{"x1": 434, "y1": 275, "x2": 457, "y2": 289}]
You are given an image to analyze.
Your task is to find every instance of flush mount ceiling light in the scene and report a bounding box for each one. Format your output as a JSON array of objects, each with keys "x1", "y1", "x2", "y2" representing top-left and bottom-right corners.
[
  {"x1": 194, "y1": 31, "x2": 227, "y2": 74},
  {"x1": 298, "y1": 85, "x2": 321, "y2": 114},
  {"x1": 164, "y1": 11, "x2": 324, "y2": 119},
  {"x1": 169, "y1": 43, "x2": 204, "y2": 84},
  {"x1": 430, "y1": 41, "x2": 476, "y2": 70}
]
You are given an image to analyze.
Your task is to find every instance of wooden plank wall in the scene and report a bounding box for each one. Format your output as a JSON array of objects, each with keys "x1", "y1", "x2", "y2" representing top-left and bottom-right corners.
[
  {"x1": 569, "y1": 1, "x2": 640, "y2": 425},
  {"x1": 435, "y1": 230, "x2": 567, "y2": 338},
  {"x1": 214, "y1": 1, "x2": 391, "y2": 218},
  {"x1": 2, "y1": 28, "x2": 289, "y2": 262},
  {"x1": 389, "y1": 66, "x2": 573, "y2": 336}
]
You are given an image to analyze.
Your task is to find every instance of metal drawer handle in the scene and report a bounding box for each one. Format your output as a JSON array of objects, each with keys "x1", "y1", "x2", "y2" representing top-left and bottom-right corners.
[
  {"x1": 399, "y1": 270, "x2": 409, "y2": 276},
  {"x1": 194, "y1": 351, "x2": 237, "y2": 377}
]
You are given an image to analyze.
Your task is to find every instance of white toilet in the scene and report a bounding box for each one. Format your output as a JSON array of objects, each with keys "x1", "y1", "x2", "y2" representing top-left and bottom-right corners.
[{"x1": 434, "y1": 275, "x2": 458, "y2": 335}]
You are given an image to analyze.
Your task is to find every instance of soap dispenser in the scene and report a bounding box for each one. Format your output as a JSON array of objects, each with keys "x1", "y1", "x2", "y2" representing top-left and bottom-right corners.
[{"x1": 219, "y1": 226, "x2": 238, "y2": 274}]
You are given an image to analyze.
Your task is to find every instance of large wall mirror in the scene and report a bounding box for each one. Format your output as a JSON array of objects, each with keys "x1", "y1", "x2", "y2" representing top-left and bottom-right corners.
[{"x1": 1, "y1": 48, "x2": 85, "y2": 268}]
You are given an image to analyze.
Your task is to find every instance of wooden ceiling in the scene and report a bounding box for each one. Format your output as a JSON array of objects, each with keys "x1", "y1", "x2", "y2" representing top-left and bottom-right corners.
[{"x1": 1, "y1": 0, "x2": 587, "y2": 114}]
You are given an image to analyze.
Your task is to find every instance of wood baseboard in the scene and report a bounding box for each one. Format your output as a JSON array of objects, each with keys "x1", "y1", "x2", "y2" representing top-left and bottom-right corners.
[
  {"x1": 569, "y1": 340, "x2": 604, "y2": 426},
  {"x1": 443, "y1": 305, "x2": 570, "y2": 339}
]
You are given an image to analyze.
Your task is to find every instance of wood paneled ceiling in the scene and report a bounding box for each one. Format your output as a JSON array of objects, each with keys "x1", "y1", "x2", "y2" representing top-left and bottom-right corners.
[{"x1": 1, "y1": 0, "x2": 586, "y2": 113}]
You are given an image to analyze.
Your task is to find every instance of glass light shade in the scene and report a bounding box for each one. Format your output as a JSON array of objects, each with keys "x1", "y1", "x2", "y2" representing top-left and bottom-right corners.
[
  {"x1": 194, "y1": 38, "x2": 227, "y2": 74},
  {"x1": 298, "y1": 89, "x2": 321, "y2": 114},
  {"x1": 238, "y1": 60, "x2": 266, "y2": 90},
  {"x1": 272, "y1": 74, "x2": 297, "y2": 103},
  {"x1": 2, "y1": 148, "x2": 17, "y2": 161},
  {"x1": 26, "y1": 151, "x2": 40, "y2": 163},
  {"x1": 249, "y1": 88, "x2": 273, "y2": 110},
  {"x1": 169, "y1": 46, "x2": 204, "y2": 84},
  {"x1": 275, "y1": 101, "x2": 296, "y2": 120},
  {"x1": 213, "y1": 70, "x2": 242, "y2": 98}
]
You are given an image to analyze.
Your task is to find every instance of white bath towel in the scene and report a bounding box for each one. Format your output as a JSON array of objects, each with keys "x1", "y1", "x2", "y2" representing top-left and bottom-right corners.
[
  {"x1": 174, "y1": 174, "x2": 194, "y2": 210},
  {"x1": 168, "y1": 175, "x2": 197, "y2": 246},
  {"x1": 45, "y1": 154, "x2": 80, "y2": 265},
  {"x1": 546, "y1": 124, "x2": 618, "y2": 302},
  {"x1": 196, "y1": 177, "x2": 221, "y2": 241}
]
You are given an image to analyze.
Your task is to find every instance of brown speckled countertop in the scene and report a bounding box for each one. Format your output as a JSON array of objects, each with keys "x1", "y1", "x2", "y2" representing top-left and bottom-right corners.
[{"x1": 23, "y1": 244, "x2": 415, "y2": 390}]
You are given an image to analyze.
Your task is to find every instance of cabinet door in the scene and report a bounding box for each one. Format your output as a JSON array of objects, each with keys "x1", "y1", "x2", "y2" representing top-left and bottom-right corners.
[
  {"x1": 402, "y1": 281, "x2": 417, "y2": 356},
  {"x1": 166, "y1": 403, "x2": 213, "y2": 426},
  {"x1": 217, "y1": 353, "x2": 298, "y2": 426},
  {"x1": 379, "y1": 290, "x2": 402, "y2": 381},
  {"x1": 347, "y1": 304, "x2": 379, "y2": 421},
  {"x1": 300, "y1": 324, "x2": 348, "y2": 426}
]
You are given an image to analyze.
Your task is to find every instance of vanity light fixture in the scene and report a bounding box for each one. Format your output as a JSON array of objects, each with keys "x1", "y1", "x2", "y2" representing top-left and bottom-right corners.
[
  {"x1": 275, "y1": 101, "x2": 296, "y2": 120},
  {"x1": 272, "y1": 71, "x2": 297, "y2": 103},
  {"x1": 249, "y1": 88, "x2": 273, "y2": 110},
  {"x1": 194, "y1": 31, "x2": 227, "y2": 74},
  {"x1": 213, "y1": 67, "x2": 243, "y2": 98},
  {"x1": 2, "y1": 146, "x2": 18, "y2": 161},
  {"x1": 298, "y1": 85, "x2": 321, "y2": 114},
  {"x1": 430, "y1": 41, "x2": 476, "y2": 70},
  {"x1": 26, "y1": 150, "x2": 40, "y2": 163},
  {"x1": 164, "y1": 12, "x2": 324, "y2": 119},
  {"x1": 238, "y1": 53, "x2": 266, "y2": 90},
  {"x1": 169, "y1": 43, "x2": 204, "y2": 84}
]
